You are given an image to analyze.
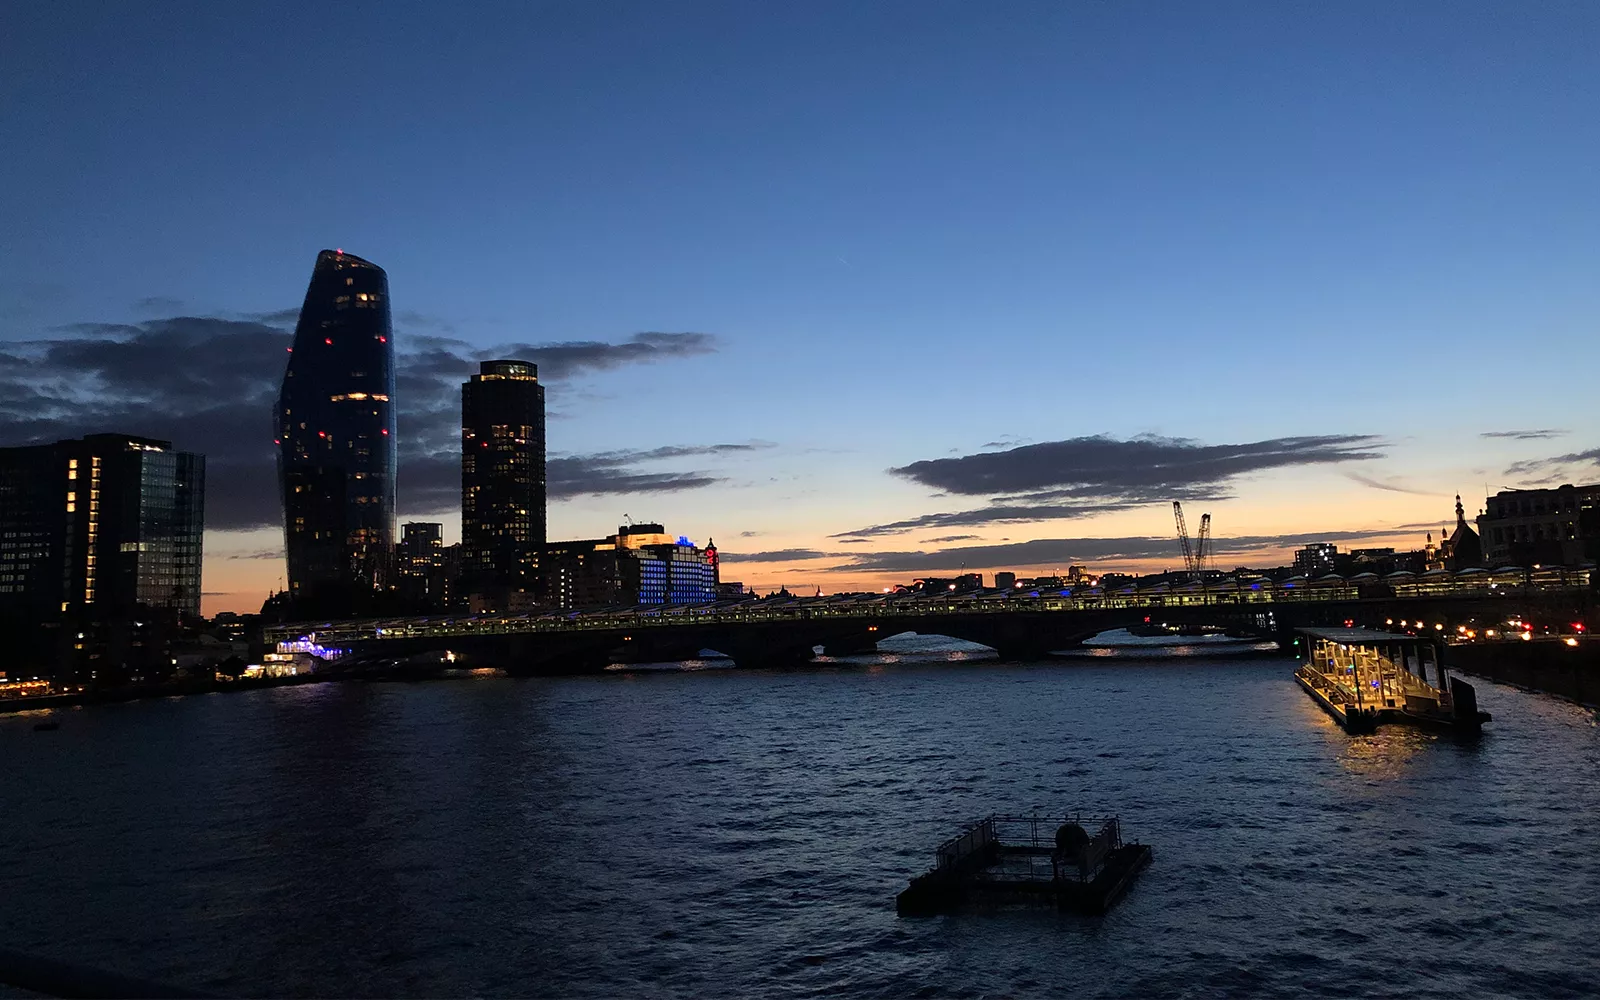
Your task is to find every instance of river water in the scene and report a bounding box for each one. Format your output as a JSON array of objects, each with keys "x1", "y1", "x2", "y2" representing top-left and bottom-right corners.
[{"x1": 3, "y1": 635, "x2": 1599, "y2": 998}]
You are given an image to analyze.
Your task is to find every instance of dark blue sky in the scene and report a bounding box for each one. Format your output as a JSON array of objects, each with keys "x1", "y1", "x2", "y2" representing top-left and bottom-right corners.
[{"x1": 4, "y1": 2, "x2": 1598, "y2": 609}]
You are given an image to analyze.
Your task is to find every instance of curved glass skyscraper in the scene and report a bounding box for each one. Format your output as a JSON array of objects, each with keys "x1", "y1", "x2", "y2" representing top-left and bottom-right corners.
[{"x1": 276, "y1": 249, "x2": 397, "y2": 606}]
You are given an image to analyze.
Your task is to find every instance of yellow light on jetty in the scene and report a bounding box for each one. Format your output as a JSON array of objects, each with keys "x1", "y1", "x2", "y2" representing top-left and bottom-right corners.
[
  {"x1": 1564, "y1": 637, "x2": 1579, "y2": 647},
  {"x1": 1520, "y1": 632, "x2": 1532, "y2": 642}
]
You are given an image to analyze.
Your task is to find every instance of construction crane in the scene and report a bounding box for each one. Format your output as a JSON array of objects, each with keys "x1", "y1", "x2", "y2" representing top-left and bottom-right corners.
[
  {"x1": 1172, "y1": 502, "x2": 1212, "y2": 582},
  {"x1": 1172, "y1": 502, "x2": 1195, "y2": 578}
]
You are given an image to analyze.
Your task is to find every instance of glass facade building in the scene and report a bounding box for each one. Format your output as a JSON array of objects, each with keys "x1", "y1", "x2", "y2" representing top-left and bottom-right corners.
[
  {"x1": 276, "y1": 249, "x2": 397, "y2": 604},
  {"x1": 461, "y1": 360, "x2": 546, "y2": 595},
  {"x1": 0, "y1": 434, "x2": 205, "y2": 619}
]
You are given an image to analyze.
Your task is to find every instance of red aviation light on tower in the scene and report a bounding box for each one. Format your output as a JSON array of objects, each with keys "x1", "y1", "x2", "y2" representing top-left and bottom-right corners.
[{"x1": 380, "y1": 428, "x2": 388, "y2": 436}]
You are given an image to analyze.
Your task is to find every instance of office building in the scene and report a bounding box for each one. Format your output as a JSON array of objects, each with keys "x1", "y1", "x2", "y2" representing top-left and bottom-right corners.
[
  {"x1": 540, "y1": 524, "x2": 717, "y2": 610},
  {"x1": 0, "y1": 434, "x2": 204, "y2": 677},
  {"x1": 276, "y1": 249, "x2": 397, "y2": 607},
  {"x1": 1479, "y1": 483, "x2": 1600, "y2": 567},
  {"x1": 461, "y1": 360, "x2": 546, "y2": 598}
]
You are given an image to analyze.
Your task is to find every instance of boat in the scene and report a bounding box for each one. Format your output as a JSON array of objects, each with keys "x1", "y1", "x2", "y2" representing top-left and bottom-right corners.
[
  {"x1": 897, "y1": 814, "x2": 1152, "y2": 916},
  {"x1": 1295, "y1": 627, "x2": 1490, "y2": 734}
]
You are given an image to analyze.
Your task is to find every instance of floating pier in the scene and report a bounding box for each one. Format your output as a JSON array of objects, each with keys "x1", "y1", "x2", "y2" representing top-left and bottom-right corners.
[
  {"x1": 896, "y1": 814, "x2": 1152, "y2": 916},
  {"x1": 1294, "y1": 627, "x2": 1490, "y2": 734}
]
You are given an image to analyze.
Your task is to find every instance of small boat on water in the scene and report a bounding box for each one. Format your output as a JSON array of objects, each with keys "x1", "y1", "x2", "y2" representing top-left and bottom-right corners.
[
  {"x1": 897, "y1": 814, "x2": 1151, "y2": 916},
  {"x1": 1295, "y1": 627, "x2": 1490, "y2": 734}
]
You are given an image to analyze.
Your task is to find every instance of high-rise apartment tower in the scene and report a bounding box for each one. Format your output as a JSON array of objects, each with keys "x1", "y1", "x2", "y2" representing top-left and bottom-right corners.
[
  {"x1": 275, "y1": 249, "x2": 397, "y2": 605},
  {"x1": 461, "y1": 360, "x2": 546, "y2": 595}
]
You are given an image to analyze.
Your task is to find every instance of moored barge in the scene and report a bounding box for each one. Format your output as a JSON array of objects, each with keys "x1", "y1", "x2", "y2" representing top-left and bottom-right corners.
[{"x1": 1295, "y1": 627, "x2": 1490, "y2": 734}]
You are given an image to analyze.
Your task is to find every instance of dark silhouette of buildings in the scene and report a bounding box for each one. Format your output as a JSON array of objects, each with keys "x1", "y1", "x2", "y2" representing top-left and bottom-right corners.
[
  {"x1": 1439, "y1": 495, "x2": 1484, "y2": 571},
  {"x1": 0, "y1": 434, "x2": 204, "y2": 677},
  {"x1": 461, "y1": 360, "x2": 545, "y2": 602},
  {"x1": 276, "y1": 249, "x2": 397, "y2": 612}
]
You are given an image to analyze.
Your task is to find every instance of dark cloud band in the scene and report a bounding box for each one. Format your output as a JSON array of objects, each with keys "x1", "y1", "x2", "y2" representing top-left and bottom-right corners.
[
  {"x1": 840, "y1": 433, "x2": 1387, "y2": 536},
  {"x1": 0, "y1": 313, "x2": 723, "y2": 532}
]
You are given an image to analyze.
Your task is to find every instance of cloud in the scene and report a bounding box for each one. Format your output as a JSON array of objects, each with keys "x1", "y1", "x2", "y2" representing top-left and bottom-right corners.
[
  {"x1": 841, "y1": 434, "x2": 1387, "y2": 537},
  {"x1": 1344, "y1": 472, "x2": 1435, "y2": 495},
  {"x1": 1481, "y1": 429, "x2": 1568, "y2": 441},
  {"x1": 1504, "y1": 447, "x2": 1600, "y2": 485},
  {"x1": 892, "y1": 434, "x2": 1385, "y2": 496},
  {"x1": 821, "y1": 528, "x2": 1412, "y2": 575},
  {"x1": 837, "y1": 503, "x2": 1135, "y2": 538},
  {"x1": 0, "y1": 313, "x2": 724, "y2": 532},
  {"x1": 222, "y1": 549, "x2": 286, "y2": 561},
  {"x1": 395, "y1": 442, "x2": 772, "y2": 516},
  {"x1": 719, "y1": 548, "x2": 836, "y2": 563},
  {"x1": 922, "y1": 534, "x2": 979, "y2": 543}
]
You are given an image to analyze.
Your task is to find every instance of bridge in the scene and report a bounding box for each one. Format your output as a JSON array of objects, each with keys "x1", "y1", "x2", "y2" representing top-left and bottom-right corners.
[{"x1": 264, "y1": 565, "x2": 1595, "y2": 673}]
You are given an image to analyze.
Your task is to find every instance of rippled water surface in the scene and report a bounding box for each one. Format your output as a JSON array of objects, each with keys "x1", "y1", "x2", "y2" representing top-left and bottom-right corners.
[{"x1": 4, "y1": 642, "x2": 1600, "y2": 998}]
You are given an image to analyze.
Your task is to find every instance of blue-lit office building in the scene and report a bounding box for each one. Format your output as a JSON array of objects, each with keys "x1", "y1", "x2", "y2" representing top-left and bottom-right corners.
[
  {"x1": 276, "y1": 249, "x2": 397, "y2": 606},
  {"x1": 538, "y1": 524, "x2": 718, "y2": 610}
]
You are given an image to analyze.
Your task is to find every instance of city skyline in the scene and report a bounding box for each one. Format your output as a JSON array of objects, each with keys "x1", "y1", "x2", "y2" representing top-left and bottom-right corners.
[{"x1": 4, "y1": 3, "x2": 1600, "y2": 615}]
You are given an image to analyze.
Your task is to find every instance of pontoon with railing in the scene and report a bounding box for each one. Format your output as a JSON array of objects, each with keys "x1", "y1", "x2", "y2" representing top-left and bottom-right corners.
[{"x1": 896, "y1": 813, "x2": 1151, "y2": 916}]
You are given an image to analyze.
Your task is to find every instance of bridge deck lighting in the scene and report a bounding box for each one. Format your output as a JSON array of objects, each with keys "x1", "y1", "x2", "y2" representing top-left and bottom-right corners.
[
  {"x1": 1565, "y1": 637, "x2": 1579, "y2": 647},
  {"x1": 1521, "y1": 632, "x2": 1532, "y2": 641}
]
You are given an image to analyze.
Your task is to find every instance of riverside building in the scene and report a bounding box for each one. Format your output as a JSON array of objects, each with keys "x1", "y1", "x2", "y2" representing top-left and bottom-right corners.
[
  {"x1": 0, "y1": 434, "x2": 204, "y2": 676},
  {"x1": 0, "y1": 434, "x2": 204, "y2": 620},
  {"x1": 539, "y1": 524, "x2": 717, "y2": 610},
  {"x1": 461, "y1": 360, "x2": 546, "y2": 603},
  {"x1": 275, "y1": 249, "x2": 397, "y2": 609},
  {"x1": 1478, "y1": 483, "x2": 1600, "y2": 568}
]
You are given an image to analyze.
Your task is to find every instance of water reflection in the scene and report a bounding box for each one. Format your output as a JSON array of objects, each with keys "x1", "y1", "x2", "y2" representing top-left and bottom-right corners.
[{"x1": 1338, "y1": 727, "x2": 1435, "y2": 781}]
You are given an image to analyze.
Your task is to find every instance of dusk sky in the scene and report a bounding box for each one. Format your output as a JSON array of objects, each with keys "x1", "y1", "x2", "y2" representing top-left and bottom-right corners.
[{"x1": 4, "y1": 2, "x2": 1598, "y2": 615}]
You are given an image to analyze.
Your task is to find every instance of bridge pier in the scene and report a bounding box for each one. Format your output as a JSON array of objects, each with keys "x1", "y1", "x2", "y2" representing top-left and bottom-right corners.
[
  {"x1": 821, "y1": 626, "x2": 885, "y2": 657},
  {"x1": 719, "y1": 641, "x2": 818, "y2": 671}
]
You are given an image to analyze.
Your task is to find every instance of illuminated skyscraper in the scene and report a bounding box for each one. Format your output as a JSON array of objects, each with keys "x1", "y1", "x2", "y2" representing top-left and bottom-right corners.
[
  {"x1": 276, "y1": 249, "x2": 396, "y2": 606},
  {"x1": 461, "y1": 360, "x2": 545, "y2": 597}
]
